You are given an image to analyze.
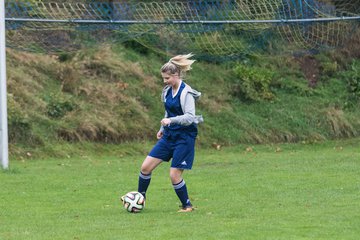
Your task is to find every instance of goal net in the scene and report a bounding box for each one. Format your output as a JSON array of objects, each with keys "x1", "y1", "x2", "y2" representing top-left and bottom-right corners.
[{"x1": 4, "y1": 0, "x2": 360, "y2": 58}]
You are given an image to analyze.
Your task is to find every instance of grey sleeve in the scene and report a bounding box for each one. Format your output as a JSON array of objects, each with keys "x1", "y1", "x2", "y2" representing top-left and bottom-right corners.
[
  {"x1": 159, "y1": 111, "x2": 168, "y2": 132},
  {"x1": 169, "y1": 93, "x2": 196, "y2": 126}
]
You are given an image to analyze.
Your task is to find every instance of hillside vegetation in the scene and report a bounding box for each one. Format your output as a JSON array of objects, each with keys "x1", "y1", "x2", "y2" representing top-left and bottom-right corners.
[{"x1": 6, "y1": 38, "x2": 360, "y2": 158}]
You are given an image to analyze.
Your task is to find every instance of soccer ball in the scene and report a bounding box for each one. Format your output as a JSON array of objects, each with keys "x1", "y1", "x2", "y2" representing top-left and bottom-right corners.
[{"x1": 121, "y1": 191, "x2": 145, "y2": 213}]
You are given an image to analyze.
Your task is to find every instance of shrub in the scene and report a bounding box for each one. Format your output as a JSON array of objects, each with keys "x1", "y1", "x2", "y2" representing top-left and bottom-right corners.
[
  {"x1": 232, "y1": 64, "x2": 275, "y2": 102},
  {"x1": 343, "y1": 60, "x2": 360, "y2": 107},
  {"x1": 45, "y1": 94, "x2": 76, "y2": 119}
]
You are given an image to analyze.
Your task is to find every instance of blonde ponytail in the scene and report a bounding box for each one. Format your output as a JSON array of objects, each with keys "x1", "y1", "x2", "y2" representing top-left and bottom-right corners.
[
  {"x1": 169, "y1": 53, "x2": 195, "y2": 72},
  {"x1": 161, "y1": 53, "x2": 196, "y2": 78}
]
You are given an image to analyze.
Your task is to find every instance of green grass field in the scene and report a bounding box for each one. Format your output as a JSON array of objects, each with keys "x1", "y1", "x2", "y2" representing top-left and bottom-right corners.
[{"x1": 1, "y1": 139, "x2": 360, "y2": 240}]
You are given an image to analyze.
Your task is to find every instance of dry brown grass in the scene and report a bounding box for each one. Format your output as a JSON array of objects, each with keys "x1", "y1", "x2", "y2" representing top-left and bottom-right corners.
[
  {"x1": 325, "y1": 107, "x2": 357, "y2": 138},
  {"x1": 6, "y1": 42, "x2": 360, "y2": 149},
  {"x1": 7, "y1": 45, "x2": 161, "y2": 144}
]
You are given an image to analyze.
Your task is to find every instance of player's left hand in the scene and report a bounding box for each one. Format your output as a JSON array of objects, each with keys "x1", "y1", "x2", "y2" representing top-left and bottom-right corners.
[{"x1": 161, "y1": 118, "x2": 171, "y2": 126}]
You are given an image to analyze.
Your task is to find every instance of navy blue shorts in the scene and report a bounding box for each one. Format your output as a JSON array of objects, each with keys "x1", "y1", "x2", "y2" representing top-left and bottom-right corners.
[{"x1": 148, "y1": 131, "x2": 196, "y2": 170}]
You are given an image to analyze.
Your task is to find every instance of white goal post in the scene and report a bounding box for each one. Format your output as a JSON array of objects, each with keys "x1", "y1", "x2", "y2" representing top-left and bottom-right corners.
[{"x1": 0, "y1": 0, "x2": 9, "y2": 169}]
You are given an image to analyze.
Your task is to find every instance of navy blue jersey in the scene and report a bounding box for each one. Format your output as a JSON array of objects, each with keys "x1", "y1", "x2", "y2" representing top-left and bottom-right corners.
[{"x1": 164, "y1": 82, "x2": 197, "y2": 135}]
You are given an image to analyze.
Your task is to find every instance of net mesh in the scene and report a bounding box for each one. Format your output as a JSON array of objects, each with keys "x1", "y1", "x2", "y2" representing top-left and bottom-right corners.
[{"x1": 4, "y1": 0, "x2": 360, "y2": 58}]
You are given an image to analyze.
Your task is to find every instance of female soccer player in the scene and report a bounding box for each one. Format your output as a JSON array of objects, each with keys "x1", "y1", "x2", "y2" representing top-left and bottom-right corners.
[{"x1": 135, "y1": 53, "x2": 203, "y2": 212}]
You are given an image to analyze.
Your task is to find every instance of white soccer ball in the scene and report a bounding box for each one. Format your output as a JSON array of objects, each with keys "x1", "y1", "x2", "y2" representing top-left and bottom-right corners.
[{"x1": 121, "y1": 191, "x2": 145, "y2": 213}]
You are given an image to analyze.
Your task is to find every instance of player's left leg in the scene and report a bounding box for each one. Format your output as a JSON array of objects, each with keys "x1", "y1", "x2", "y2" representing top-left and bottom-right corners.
[
  {"x1": 170, "y1": 168, "x2": 193, "y2": 212},
  {"x1": 170, "y1": 132, "x2": 196, "y2": 212}
]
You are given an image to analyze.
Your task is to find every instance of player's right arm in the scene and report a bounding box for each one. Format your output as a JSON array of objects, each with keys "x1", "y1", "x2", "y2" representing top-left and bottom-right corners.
[{"x1": 157, "y1": 110, "x2": 167, "y2": 139}]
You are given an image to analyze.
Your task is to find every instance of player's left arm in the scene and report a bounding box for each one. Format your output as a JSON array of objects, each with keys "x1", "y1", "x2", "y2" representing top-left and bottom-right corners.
[{"x1": 167, "y1": 93, "x2": 196, "y2": 126}]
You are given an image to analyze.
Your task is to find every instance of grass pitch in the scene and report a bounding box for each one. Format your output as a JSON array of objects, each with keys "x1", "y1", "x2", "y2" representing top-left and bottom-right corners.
[{"x1": 1, "y1": 139, "x2": 360, "y2": 239}]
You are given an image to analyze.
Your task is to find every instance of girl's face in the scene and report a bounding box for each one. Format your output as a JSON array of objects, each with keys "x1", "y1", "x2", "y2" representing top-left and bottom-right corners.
[{"x1": 161, "y1": 72, "x2": 180, "y2": 86}]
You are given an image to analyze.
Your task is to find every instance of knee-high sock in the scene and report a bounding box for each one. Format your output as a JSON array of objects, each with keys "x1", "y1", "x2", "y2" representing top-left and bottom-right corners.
[
  {"x1": 138, "y1": 172, "x2": 151, "y2": 198},
  {"x1": 173, "y1": 179, "x2": 191, "y2": 207}
]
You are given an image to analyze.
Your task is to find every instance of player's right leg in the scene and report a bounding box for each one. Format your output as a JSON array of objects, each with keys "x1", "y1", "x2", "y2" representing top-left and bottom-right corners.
[
  {"x1": 137, "y1": 137, "x2": 172, "y2": 200},
  {"x1": 138, "y1": 156, "x2": 163, "y2": 199}
]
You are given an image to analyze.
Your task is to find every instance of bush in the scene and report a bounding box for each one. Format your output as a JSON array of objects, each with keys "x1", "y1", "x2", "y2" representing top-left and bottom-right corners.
[
  {"x1": 232, "y1": 64, "x2": 275, "y2": 102},
  {"x1": 343, "y1": 60, "x2": 360, "y2": 107},
  {"x1": 45, "y1": 94, "x2": 76, "y2": 119}
]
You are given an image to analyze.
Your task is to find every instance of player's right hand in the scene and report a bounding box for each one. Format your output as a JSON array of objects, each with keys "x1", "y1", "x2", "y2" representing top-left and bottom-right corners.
[{"x1": 157, "y1": 130, "x2": 163, "y2": 139}]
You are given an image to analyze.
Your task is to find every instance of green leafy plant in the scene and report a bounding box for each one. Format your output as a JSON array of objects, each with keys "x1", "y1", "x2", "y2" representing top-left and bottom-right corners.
[
  {"x1": 344, "y1": 60, "x2": 360, "y2": 107},
  {"x1": 45, "y1": 94, "x2": 76, "y2": 119},
  {"x1": 232, "y1": 64, "x2": 275, "y2": 102}
]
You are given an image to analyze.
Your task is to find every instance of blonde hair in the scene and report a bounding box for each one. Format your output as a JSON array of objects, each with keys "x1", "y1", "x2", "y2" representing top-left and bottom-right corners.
[{"x1": 161, "y1": 53, "x2": 195, "y2": 78}]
